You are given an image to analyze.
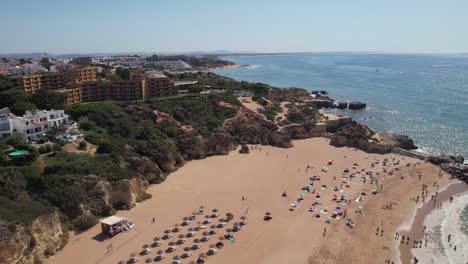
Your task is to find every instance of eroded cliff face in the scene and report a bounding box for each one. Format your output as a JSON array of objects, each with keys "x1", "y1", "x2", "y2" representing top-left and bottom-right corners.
[
  {"x1": 179, "y1": 132, "x2": 237, "y2": 160},
  {"x1": 89, "y1": 176, "x2": 150, "y2": 212},
  {"x1": 0, "y1": 212, "x2": 65, "y2": 264}
]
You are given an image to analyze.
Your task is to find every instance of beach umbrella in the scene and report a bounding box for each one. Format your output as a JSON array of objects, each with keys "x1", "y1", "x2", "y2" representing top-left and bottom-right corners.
[
  {"x1": 157, "y1": 250, "x2": 164, "y2": 255},
  {"x1": 346, "y1": 218, "x2": 353, "y2": 222},
  {"x1": 212, "y1": 209, "x2": 219, "y2": 213},
  {"x1": 265, "y1": 212, "x2": 271, "y2": 216},
  {"x1": 191, "y1": 244, "x2": 201, "y2": 250},
  {"x1": 152, "y1": 241, "x2": 161, "y2": 247},
  {"x1": 154, "y1": 237, "x2": 161, "y2": 241}
]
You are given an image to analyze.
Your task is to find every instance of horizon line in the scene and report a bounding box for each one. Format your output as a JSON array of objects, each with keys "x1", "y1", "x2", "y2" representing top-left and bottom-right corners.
[{"x1": 1, "y1": 50, "x2": 468, "y2": 57}]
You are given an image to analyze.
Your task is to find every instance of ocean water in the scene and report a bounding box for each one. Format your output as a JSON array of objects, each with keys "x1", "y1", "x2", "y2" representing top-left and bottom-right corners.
[
  {"x1": 433, "y1": 192, "x2": 468, "y2": 264},
  {"x1": 214, "y1": 53, "x2": 468, "y2": 158}
]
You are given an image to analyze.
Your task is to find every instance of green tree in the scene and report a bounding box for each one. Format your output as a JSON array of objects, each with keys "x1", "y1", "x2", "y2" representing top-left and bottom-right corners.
[
  {"x1": 0, "y1": 168, "x2": 27, "y2": 200},
  {"x1": 11, "y1": 101, "x2": 36, "y2": 115},
  {"x1": 0, "y1": 75, "x2": 14, "y2": 92},
  {"x1": 0, "y1": 89, "x2": 27, "y2": 109},
  {"x1": 188, "y1": 85, "x2": 203, "y2": 96},
  {"x1": 115, "y1": 67, "x2": 131, "y2": 80},
  {"x1": 30, "y1": 88, "x2": 66, "y2": 110}
]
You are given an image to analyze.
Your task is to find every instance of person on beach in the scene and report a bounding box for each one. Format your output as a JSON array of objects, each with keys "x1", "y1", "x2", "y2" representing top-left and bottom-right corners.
[
  {"x1": 323, "y1": 227, "x2": 327, "y2": 237},
  {"x1": 152, "y1": 218, "x2": 155, "y2": 223}
]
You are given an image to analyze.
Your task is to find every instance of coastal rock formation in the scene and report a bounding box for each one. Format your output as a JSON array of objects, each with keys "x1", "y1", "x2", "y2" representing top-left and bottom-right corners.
[
  {"x1": 439, "y1": 163, "x2": 468, "y2": 183},
  {"x1": 382, "y1": 134, "x2": 418, "y2": 150},
  {"x1": 0, "y1": 212, "x2": 65, "y2": 264},
  {"x1": 179, "y1": 133, "x2": 237, "y2": 160},
  {"x1": 129, "y1": 155, "x2": 165, "y2": 184},
  {"x1": 88, "y1": 176, "x2": 150, "y2": 212},
  {"x1": 280, "y1": 122, "x2": 327, "y2": 139},
  {"x1": 348, "y1": 102, "x2": 367, "y2": 110},
  {"x1": 108, "y1": 177, "x2": 150, "y2": 209},
  {"x1": 223, "y1": 107, "x2": 292, "y2": 148},
  {"x1": 329, "y1": 122, "x2": 393, "y2": 153},
  {"x1": 310, "y1": 99, "x2": 334, "y2": 108},
  {"x1": 324, "y1": 114, "x2": 353, "y2": 133},
  {"x1": 336, "y1": 102, "x2": 348, "y2": 109},
  {"x1": 428, "y1": 154, "x2": 463, "y2": 165}
]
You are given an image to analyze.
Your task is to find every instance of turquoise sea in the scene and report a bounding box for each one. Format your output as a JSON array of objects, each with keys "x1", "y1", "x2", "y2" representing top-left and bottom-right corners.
[{"x1": 214, "y1": 53, "x2": 468, "y2": 158}]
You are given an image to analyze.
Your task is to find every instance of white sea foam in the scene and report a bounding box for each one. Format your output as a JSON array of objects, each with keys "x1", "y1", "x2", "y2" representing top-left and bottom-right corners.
[
  {"x1": 439, "y1": 192, "x2": 468, "y2": 264},
  {"x1": 432, "y1": 64, "x2": 454, "y2": 67},
  {"x1": 245, "y1": 64, "x2": 262, "y2": 69},
  {"x1": 413, "y1": 146, "x2": 432, "y2": 156},
  {"x1": 415, "y1": 192, "x2": 468, "y2": 263}
]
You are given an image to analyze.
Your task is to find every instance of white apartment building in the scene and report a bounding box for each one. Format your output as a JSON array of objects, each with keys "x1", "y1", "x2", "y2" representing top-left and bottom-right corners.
[
  {"x1": 0, "y1": 111, "x2": 13, "y2": 139},
  {"x1": 10, "y1": 110, "x2": 69, "y2": 142}
]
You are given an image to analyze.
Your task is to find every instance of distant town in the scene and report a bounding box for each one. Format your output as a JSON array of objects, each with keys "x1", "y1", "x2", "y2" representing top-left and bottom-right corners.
[{"x1": 0, "y1": 54, "x2": 236, "y2": 142}]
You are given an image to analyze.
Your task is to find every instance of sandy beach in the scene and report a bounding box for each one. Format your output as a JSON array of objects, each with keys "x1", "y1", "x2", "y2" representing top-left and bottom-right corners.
[{"x1": 48, "y1": 138, "x2": 464, "y2": 264}]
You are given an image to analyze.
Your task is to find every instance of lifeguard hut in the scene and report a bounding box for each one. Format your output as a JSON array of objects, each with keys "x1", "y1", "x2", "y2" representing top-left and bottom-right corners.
[{"x1": 100, "y1": 216, "x2": 134, "y2": 237}]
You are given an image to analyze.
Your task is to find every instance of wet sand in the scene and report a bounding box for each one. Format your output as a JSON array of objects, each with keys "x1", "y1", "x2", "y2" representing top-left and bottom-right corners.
[
  {"x1": 399, "y1": 182, "x2": 468, "y2": 264},
  {"x1": 48, "y1": 138, "x2": 461, "y2": 264}
]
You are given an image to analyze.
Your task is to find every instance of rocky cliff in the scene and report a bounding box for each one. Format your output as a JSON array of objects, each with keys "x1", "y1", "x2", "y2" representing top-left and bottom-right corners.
[
  {"x1": 89, "y1": 176, "x2": 150, "y2": 212},
  {"x1": 329, "y1": 122, "x2": 393, "y2": 153},
  {"x1": 223, "y1": 107, "x2": 292, "y2": 148},
  {"x1": 0, "y1": 212, "x2": 65, "y2": 264}
]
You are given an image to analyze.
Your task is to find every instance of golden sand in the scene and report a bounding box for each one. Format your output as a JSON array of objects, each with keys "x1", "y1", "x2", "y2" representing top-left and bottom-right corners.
[{"x1": 49, "y1": 138, "x2": 461, "y2": 264}]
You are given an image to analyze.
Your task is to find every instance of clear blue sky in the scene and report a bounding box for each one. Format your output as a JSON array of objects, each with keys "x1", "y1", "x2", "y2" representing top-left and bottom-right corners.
[{"x1": 2, "y1": 0, "x2": 468, "y2": 54}]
